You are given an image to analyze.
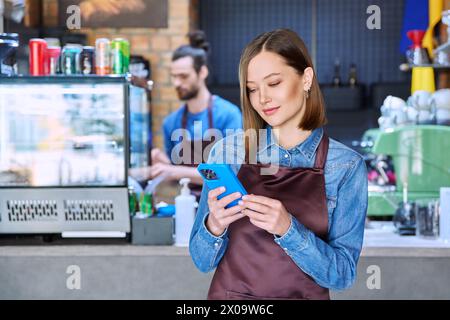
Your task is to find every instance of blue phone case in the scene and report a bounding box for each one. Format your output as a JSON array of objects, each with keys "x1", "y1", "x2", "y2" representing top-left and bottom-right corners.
[{"x1": 197, "y1": 163, "x2": 247, "y2": 208}]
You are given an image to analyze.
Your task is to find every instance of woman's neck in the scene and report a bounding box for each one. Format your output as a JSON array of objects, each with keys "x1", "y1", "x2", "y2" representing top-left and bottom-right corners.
[
  {"x1": 271, "y1": 100, "x2": 311, "y2": 149},
  {"x1": 186, "y1": 86, "x2": 211, "y2": 114},
  {"x1": 272, "y1": 126, "x2": 312, "y2": 150}
]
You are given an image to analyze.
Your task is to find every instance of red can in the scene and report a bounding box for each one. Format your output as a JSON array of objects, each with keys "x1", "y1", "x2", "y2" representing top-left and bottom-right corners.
[
  {"x1": 29, "y1": 38, "x2": 47, "y2": 76},
  {"x1": 45, "y1": 46, "x2": 61, "y2": 75}
]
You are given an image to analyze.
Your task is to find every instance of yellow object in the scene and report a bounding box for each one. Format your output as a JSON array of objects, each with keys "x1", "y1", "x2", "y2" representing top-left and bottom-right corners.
[
  {"x1": 411, "y1": 67, "x2": 436, "y2": 94},
  {"x1": 423, "y1": 0, "x2": 444, "y2": 58}
]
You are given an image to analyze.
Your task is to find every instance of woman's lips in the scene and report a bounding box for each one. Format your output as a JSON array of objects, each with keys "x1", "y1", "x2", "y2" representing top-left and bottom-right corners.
[{"x1": 262, "y1": 106, "x2": 280, "y2": 116}]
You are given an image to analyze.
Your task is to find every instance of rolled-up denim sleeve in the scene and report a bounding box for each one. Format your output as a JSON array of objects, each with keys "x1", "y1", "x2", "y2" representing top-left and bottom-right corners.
[
  {"x1": 274, "y1": 157, "x2": 368, "y2": 290},
  {"x1": 189, "y1": 184, "x2": 230, "y2": 273},
  {"x1": 189, "y1": 140, "x2": 230, "y2": 273}
]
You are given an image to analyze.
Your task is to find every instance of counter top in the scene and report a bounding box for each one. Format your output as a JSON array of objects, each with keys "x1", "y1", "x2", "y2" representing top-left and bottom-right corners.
[
  {"x1": 0, "y1": 245, "x2": 186, "y2": 257},
  {"x1": 2, "y1": 221, "x2": 450, "y2": 299},
  {"x1": 361, "y1": 221, "x2": 450, "y2": 257},
  {"x1": 1, "y1": 222, "x2": 450, "y2": 258}
]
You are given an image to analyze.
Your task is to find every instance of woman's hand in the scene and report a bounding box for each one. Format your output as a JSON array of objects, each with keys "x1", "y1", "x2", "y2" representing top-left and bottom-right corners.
[
  {"x1": 239, "y1": 194, "x2": 292, "y2": 237},
  {"x1": 206, "y1": 187, "x2": 245, "y2": 237}
]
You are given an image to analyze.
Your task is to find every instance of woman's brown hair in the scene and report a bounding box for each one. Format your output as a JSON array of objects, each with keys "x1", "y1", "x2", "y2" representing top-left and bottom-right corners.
[{"x1": 239, "y1": 29, "x2": 327, "y2": 158}]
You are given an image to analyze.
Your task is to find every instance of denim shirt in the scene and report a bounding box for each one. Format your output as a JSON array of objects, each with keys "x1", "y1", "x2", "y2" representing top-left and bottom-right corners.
[{"x1": 189, "y1": 126, "x2": 368, "y2": 291}]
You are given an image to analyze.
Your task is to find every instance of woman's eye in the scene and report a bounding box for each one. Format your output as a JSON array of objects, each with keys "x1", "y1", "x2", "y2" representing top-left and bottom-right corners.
[
  {"x1": 248, "y1": 88, "x2": 257, "y2": 93},
  {"x1": 269, "y1": 82, "x2": 281, "y2": 87}
]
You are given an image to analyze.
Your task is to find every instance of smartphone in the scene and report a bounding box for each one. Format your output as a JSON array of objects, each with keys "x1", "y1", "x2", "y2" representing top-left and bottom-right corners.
[{"x1": 197, "y1": 163, "x2": 247, "y2": 208}]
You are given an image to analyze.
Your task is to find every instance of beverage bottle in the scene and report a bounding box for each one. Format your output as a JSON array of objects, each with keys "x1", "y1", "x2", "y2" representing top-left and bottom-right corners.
[{"x1": 174, "y1": 178, "x2": 197, "y2": 246}]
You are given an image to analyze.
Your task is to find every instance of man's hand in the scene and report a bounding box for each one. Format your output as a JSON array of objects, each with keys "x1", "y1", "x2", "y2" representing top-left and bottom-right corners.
[
  {"x1": 129, "y1": 163, "x2": 178, "y2": 181},
  {"x1": 151, "y1": 148, "x2": 171, "y2": 165},
  {"x1": 239, "y1": 194, "x2": 292, "y2": 237},
  {"x1": 150, "y1": 163, "x2": 179, "y2": 180},
  {"x1": 129, "y1": 163, "x2": 202, "y2": 184}
]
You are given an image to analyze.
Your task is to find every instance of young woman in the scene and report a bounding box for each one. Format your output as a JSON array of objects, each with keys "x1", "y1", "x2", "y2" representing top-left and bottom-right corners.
[{"x1": 189, "y1": 29, "x2": 368, "y2": 300}]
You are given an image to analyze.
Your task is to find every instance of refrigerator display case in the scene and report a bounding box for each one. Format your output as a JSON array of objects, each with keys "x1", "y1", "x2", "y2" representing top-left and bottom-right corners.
[{"x1": 0, "y1": 76, "x2": 134, "y2": 237}]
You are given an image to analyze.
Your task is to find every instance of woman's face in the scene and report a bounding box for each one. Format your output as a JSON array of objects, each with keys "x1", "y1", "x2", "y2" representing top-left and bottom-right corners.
[{"x1": 246, "y1": 51, "x2": 310, "y2": 129}]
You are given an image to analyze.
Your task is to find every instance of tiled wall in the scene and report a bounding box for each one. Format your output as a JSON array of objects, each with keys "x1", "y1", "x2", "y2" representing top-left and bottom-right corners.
[
  {"x1": 200, "y1": 0, "x2": 312, "y2": 85},
  {"x1": 200, "y1": 0, "x2": 408, "y2": 86},
  {"x1": 316, "y1": 0, "x2": 407, "y2": 86},
  {"x1": 41, "y1": 0, "x2": 410, "y2": 148}
]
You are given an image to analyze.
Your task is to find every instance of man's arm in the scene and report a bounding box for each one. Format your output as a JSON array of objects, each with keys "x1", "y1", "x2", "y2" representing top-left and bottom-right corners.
[
  {"x1": 152, "y1": 164, "x2": 203, "y2": 185},
  {"x1": 129, "y1": 163, "x2": 203, "y2": 185}
]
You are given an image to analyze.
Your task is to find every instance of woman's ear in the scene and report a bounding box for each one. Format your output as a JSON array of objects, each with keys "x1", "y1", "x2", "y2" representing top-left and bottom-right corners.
[{"x1": 303, "y1": 67, "x2": 314, "y2": 91}]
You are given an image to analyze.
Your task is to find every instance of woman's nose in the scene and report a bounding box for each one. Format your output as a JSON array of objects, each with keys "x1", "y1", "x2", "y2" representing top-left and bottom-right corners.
[{"x1": 259, "y1": 88, "x2": 271, "y2": 105}]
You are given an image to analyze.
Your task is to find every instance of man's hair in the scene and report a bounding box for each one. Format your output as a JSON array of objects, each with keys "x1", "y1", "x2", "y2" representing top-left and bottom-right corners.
[{"x1": 172, "y1": 30, "x2": 210, "y2": 73}]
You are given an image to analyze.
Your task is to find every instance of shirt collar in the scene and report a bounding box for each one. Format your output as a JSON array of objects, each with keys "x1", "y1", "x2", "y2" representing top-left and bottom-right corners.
[{"x1": 258, "y1": 126, "x2": 324, "y2": 161}]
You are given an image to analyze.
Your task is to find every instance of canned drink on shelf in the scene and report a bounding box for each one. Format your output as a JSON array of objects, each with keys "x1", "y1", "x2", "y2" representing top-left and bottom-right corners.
[
  {"x1": 61, "y1": 44, "x2": 82, "y2": 75},
  {"x1": 122, "y1": 39, "x2": 130, "y2": 73},
  {"x1": 139, "y1": 192, "x2": 153, "y2": 216},
  {"x1": 46, "y1": 46, "x2": 61, "y2": 75},
  {"x1": 29, "y1": 38, "x2": 47, "y2": 76},
  {"x1": 0, "y1": 33, "x2": 19, "y2": 76},
  {"x1": 111, "y1": 38, "x2": 130, "y2": 74},
  {"x1": 80, "y1": 46, "x2": 95, "y2": 75},
  {"x1": 95, "y1": 38, "x2": 111, "y2": 75},
  {"x1": 44, "y1": 37, "x2": 60, "y2": 47},
  {"x1": 128, "y1": 186, "x2": 138, "y2": 216},
  {"x1": 0, "y1": 33, "x2": 19, "y2": 42}
]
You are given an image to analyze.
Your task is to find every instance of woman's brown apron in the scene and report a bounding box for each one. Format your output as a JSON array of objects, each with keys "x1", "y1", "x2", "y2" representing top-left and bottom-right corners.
[
  {"x1": 180, "y1": 95, "x2": 215, "y2": 198},
  {"x1": 207, "y1": 133, "x2": 330, "y2": 300}
]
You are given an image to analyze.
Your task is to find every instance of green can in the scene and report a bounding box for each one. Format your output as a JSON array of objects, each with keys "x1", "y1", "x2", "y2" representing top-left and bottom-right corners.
[
  {"x1": 111, "y1": 38, "x2": 130, "y2": 74},
  {"x1": 139, "y1": 192, "x2": 153, "y2": 216},
  {"x1": 128, "y1": 186, "x2": 138, "y2": 216}
]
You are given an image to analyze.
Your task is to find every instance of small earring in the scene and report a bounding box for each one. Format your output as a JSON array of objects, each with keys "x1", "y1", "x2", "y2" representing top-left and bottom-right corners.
[{"x1": 305, "y1": 88, "x2": 311, "y2": 99}]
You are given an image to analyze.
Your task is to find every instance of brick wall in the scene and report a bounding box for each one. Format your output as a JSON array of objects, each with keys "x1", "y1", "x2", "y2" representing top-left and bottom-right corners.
[{"x1": 42, "y1": 0, "x2": 199, "y2": 150}]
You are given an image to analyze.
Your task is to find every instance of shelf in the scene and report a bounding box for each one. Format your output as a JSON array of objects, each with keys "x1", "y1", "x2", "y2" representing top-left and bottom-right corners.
[
  {"x1": 0, "y1": 74, "x2": 131, "y2": 84},
  {"x1": 400, "y1": 64, "x2": 450, "y2": 72},
  {"x1": 435, "y1": 42, "x2": 450, "y2": 54},
  {"x1": 408, "y1": 64, "x2": 450, "y2": 69}
]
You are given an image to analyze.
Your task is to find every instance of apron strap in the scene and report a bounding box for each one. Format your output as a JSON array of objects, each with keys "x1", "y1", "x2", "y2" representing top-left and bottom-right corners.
[
  {"x1": 207, "y1": 95, "x2": 214, "y2": 128},
  {"x1": 181, "y1": 94, "x2": 214, "y2": 130},
  {"x1": 313, "y1": 132, "x2": 329, "y2": 169}
]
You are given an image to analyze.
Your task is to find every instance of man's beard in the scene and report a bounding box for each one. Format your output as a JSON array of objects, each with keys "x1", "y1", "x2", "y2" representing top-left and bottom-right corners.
[{"x1": 176, "y1": 85, "x2": 200, "y2": 101}]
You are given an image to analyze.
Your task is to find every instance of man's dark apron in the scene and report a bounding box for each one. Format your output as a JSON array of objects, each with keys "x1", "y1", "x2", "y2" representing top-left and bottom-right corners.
[
  {"x1": 207, "y1": 133, "x2": 330, "y2": 300},
  {"x1": 180, "y1": 95, "x2": 216, "y2": 198}
]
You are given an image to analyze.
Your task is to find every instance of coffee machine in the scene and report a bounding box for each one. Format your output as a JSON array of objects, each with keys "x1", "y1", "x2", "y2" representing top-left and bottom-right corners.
[{"x1": 360, "y1": 125, "x2": 450, "y2": 216}]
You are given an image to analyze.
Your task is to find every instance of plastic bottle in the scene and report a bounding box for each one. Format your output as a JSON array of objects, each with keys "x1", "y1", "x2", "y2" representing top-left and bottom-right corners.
[
  {"x1": 348, "y1": 63, "x2": 357, "y2": 87},
  {"x1": 175, "y1": 178, "x2": 197, "y2": 246},
  {"x1": 332, "y1": 58, "x2": 341, "y2": 87}
]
